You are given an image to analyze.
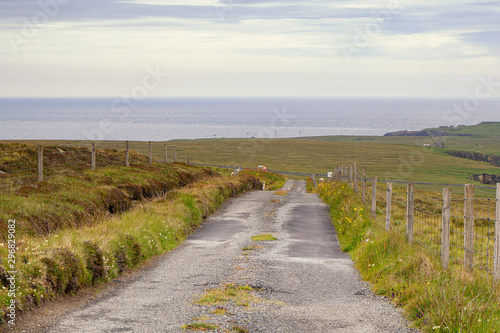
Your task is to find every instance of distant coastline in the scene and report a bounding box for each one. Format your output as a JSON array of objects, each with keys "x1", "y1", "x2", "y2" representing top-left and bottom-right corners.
[
  {"x1": 1, "y1": 98, "x2": 499, "y2": 141},
  {"x1": 383, "y1": 121, "x2": 499, "y2": 137}
]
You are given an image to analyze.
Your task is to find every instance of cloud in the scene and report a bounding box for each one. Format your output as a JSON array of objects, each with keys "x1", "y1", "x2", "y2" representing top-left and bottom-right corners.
[
  {"x1": 460, "y1": 30, "x2": 500, "y2": 56},
  {"x1": 0, "y1": 0, "x2": 498, "y2": 97},
  {"x1": 0, "y1": 0, "x2": 395, "y2": 23}
]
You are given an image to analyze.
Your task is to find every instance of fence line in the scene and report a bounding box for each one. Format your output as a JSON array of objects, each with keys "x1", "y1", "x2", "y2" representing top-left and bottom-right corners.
[
  {"x1": 2, "y1": 141, "x2": 321, "y2": 193},
  {"x1": 0, "y1": 141, "x2": 192, "y2": 192},
  {"x1": 332, "y1": 163, "x2": 500, "y2": 280},
  {"x1": 2, "y1": 142, "x2": 499, "y2": 279}
]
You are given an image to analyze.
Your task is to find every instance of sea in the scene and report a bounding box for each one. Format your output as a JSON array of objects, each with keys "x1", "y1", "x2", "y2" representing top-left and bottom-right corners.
[{"x1": 0, "y1": 97, "x2": 499, "y2": 141}]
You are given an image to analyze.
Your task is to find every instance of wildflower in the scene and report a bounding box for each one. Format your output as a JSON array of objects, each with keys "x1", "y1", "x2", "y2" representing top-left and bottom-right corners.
[{"x1": 432, "y1": 326, "x2": 441, "y2": 330}]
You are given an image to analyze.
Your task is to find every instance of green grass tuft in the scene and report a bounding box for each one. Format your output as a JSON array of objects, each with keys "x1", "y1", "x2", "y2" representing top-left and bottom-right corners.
[
  {"x1": 195, "y1": 284, "x2": 259, "y2": 307},
  {"x1": 181, "y1": 322, "x2": 219, "y2": 331}
]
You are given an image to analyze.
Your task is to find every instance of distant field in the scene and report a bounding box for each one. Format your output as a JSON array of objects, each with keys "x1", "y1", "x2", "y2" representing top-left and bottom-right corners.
[
  {"x1": 3, "y1": 136, "x2": 498, "y2": 196},
  {"x1": 302, "y1": 122, "x2": 500, "y2": 155}
]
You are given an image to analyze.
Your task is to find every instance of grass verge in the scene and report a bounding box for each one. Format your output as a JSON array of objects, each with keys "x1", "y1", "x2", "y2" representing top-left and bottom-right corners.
[
  {"x1": 316, "y1": 181, "x2": 500, "y2": 333},
  {"x1": 0, "y1": 163, "x2": 219, "y2": 239},
  {"x1": 239, "y1": 169, "x2": 285, "y2": 191}
]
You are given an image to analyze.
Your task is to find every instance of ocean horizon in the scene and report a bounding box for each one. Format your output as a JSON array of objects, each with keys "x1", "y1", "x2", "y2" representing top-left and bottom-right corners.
[{"x1": 0, "y1": 97, "x2": 499, "y2": 141}]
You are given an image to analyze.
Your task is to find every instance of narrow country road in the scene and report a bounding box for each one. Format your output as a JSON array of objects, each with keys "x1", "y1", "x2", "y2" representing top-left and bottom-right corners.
[{"x1": 47, "y1": 180, "x2": 417, "y2": 333}]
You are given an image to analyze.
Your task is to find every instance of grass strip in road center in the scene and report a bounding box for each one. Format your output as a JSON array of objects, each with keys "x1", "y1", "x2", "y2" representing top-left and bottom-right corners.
[{"x1": 250, "y1": 234, "x2": 278, "y2": 242}]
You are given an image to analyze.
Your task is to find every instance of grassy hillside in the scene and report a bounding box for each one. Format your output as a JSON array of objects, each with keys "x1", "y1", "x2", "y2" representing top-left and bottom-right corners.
[
  {"x1": 426, "y1": 122, "x2": 500, "y2": 137},
  {"x1": 299, "y1": 122, "x2": 500, "y2": 155},
  {"x1": 0, "y1": 142, "x2": 283, "y2": 326},
  {"x1": 0, "y1": 143, "x2": 223, "y2": 240},
  {"x1": 0, "y1": 174, "x2": 266, "y2": 326}
]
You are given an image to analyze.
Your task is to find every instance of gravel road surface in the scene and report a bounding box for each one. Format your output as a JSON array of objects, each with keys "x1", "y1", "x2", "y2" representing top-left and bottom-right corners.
[{"x1": 48, "y1": 180, "x2": 418, "y2": 333}]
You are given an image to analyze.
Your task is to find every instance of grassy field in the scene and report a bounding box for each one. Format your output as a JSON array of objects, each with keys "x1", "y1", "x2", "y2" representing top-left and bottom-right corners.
[
  {"x1": 301, "y1": 122, "x2": 500, "y2": 155},
  {"x1": 5, "y1": 136, "x2": 498, "y2": 191}
]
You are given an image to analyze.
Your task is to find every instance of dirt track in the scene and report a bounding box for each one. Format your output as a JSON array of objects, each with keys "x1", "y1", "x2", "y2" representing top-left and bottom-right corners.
[{"x1": 46, "y1": 180, "x2": 417, "y2": 332}]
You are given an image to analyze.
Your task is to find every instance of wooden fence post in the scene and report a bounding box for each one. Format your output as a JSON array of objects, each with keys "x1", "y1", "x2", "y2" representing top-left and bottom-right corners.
[
  {"x1": 187, "y1": 155, "x2": 190, "y2": 164},
  {"x1": 372, "y1": 176, "x2": 378, "y2": 219},
  {"x1": 174, "y1": 144, "x2": 177, "y2": 162},
  {"x1": 353, "y1": 161, "x2": 358, "y2": 193},
  {"x1": 125, "y1": 141, "x2": 130, "y2": 167},
  {"x1": 385, "y1": 182, "x2": 393, "y2": 231},
  {"x1": 164, "y1": 144, "x2": 168, "y2": 164},
  {"x1": 495, "y1": 183, "x2": 500, "y2": 280},
  {"x1": 349, "y1": 165, "x2": 353, "y2": 187},
  {"x1": 362, "y1": 168, "x2": 367, "y2": 204},
  {"x1": 149, "y1": 141, "x2": 153, "y2": 166},
  {"x1": 91, "y1": 142, "x2": 96, "y2": 171},
  {"x1": 442, "y1": 188, "x2": 451, "y2": 270},
  {"x1": 406, "y1": 183, "x2": 415, "y2": 244},
  {"x1": 37, "y1": 145, "x2": 43, "y2": 182},
  {"x1": 464, "y1": 184, "x2": 475, "y2": 272}
]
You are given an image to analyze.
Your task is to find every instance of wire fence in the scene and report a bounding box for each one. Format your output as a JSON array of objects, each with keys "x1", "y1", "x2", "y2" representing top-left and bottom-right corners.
[
  {"x1": 3, "y1": 142, "x2": 499, "y2": 279},
  {"x1": 332, "y1": 162, "x2": 500, "y2": 279},
  {"x1": 0, "y1": 141, "x2": 187, "y2": 192}
]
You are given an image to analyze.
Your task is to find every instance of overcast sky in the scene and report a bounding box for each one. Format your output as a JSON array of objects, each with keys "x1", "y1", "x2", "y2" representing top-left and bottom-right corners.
[{"x1": 0, "y1": 0, "x2": 499, "y2": 97}]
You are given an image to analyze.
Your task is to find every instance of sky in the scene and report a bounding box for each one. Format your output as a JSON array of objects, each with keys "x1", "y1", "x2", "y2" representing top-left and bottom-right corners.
[{"x1": 0, "y1": 0, "x2": 499, "y2": 97}]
